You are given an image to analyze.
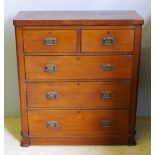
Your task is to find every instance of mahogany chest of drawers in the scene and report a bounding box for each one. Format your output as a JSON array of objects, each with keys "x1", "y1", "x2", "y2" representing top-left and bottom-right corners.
[{"x1": 13, "y1": 11, "x2": 144, "y2": 146}]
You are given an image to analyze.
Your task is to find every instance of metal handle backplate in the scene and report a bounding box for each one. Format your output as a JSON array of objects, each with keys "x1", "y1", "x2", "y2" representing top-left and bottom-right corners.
[
  {"x1": 44, "y1": 37, "x2": 56, "y2": 46},
  {"x1": 47, "y1": 92, "x2": 58, "y2": 99},
  {"x1": 102, "y1": 36, "x2": 115, "y2": 45},
  {"x1": 45, "y1": 64, "x2": 56, "y2": 72},
  {"x1": 101, "y1": 120, "x2": 112, "y2": 128},
  {"x1": 101, "y1": 91, "x2": 112, "y2": 99},
  {"x1": 47, "y1": 121, "x2": 59, "y2": 128},
  {"x1": 102, "y1": 64, "x2": 113, "y2": 71}
]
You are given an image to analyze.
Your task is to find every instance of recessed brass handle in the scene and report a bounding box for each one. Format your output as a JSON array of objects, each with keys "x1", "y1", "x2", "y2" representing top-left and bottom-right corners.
[
  {"x1": 102, "y1": 36, "x2": 115, "y2": 45},
  {"x1": 45, "y1": 64, "x2": 56, "y2": 72},
  {"x1": 101, "y1": 91, "x2": 112, "y2": 99},
  {"x1": 47, "y1": 121, "x2": 59, "y2": 128},
  {"x1": 44, "y1": 37, "x2": 56, "y2": 46},
  {"x1": 102, "y1": 64, "x2": 113, "y2": 71},
  {"x1": 47, "y1": 92, "x2": 58, "y2": 99},
  {"x1": 101, "y1": 120, "x2": 112, "y2": 128}
]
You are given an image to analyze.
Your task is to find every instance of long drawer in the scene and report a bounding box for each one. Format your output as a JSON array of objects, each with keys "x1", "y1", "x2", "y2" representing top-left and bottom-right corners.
[
  {"x1": 27, "y1": 82, "x2": 131, "y2": 108},
  {"x1": 25, "y1": 55, "x2": 133, "y2": 80},
  {"x1": 81, "y1": 30, "x2": 134, "y2": 52},
  {"x1": 28, "y1": 110, "x2": 129, "y2": 136}
]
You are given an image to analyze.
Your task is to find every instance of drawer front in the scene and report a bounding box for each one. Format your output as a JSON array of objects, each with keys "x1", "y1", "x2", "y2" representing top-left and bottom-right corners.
[
  {"x1": 28, "y1": 110, "x2": 129, "y2": 136},
  {"x1": 27, "y1": 82, "x2": 131, "y2": 108},
  {"x1": 25, "y1": 55, "x2": 133, "y2": 80},
  {"x1": 81, "y1": 30, "x2": 134, "y2": 52},
  {"x1": 23, "y1": 30, "x2": 77, "y2": 52}
]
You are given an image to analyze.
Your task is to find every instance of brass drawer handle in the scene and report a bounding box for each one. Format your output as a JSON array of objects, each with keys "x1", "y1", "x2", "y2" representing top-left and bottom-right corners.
[
  {"x1": 47, "y1": 121, "x2": 59, "y2": 128},
  {"x1": 47, "y1": 92, "x2": 58, "y2": 99},
  {"x1": 101, "y1": 91, "x2": 112, "y2": 99},
  {"x1": 102, "y1": 64, "x2": 113, "y2": 71},
  {"x1": 44, "y1": 37, "x2": 56, "y2": 46},
  {"x1": 102, "y1": 36, "x2": 115, "y2": 45},
  {"x1": 45, "y1": 64, "x2": 56, "y2": 72},
  {"x1": 101, "y1": 120, "x2": 112, "y2": 128}
]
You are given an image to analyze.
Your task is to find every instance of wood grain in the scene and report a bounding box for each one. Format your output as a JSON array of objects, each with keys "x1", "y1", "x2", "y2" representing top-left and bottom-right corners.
[
  {"x1": 28, "y1": 109, "x2": 129, "y2": 136},
  {"x1": 25, "y1": 55, "x2": 133, "y2": 80},
  {"x1": 13, "y1": 11, "x2": 144, "y2": 26},
  {"x1": 27, "y1": 82, "x2": 131, "y2": 108},
  {"x1": 81, "y1": 30, "x2": 134, "y2": 52},
  {"x1": 30, "y1": 135, "x2": 129, "y2": 145},
  {"x1": 24, "y1": 30, "x2": 77, "y2": 53},
  {"x1": 23, "y1": 25, "x2": 135, "y2": 30},
  {"x1": 129, "y1": 25, "x2": 142, "y2": 145},
  {"x1": 15, "y1": 26, "x2": 29, "y2": 146}
]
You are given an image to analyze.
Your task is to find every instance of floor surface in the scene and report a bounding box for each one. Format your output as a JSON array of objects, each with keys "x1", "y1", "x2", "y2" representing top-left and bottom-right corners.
[{"x1": 4, "y1": 117, "x2": 150, "y2": 155}]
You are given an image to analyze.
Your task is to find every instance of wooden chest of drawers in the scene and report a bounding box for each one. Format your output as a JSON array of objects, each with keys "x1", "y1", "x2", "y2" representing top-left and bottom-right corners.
[{"x1": 13, "y1": 11, "x2": 144, "y2": 146}]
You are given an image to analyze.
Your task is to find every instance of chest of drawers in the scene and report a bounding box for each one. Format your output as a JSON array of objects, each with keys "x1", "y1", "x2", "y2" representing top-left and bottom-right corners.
[{"x1": 13, "y1": 11, "x2": 144, "y2": 146}]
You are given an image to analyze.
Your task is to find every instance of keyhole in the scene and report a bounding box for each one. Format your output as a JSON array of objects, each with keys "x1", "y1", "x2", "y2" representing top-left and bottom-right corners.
[
  {"x1": 76, "y1": 57, "x2": 80, "y2": 61},
  {"x1": 77, "y1": 111, "x2": 80, "y2": 114}
]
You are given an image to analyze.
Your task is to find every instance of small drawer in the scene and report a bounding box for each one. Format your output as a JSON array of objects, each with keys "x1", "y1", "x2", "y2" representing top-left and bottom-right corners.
[
  {"x1": 27, "y1": 82, "x2": 131, "y2": 108},
  {"x1": 28, "y1": 110, "x2": 129, "y2": 136},
  {"x1": 23, "y1": 30, "x2": 77, "y2": 53},
  {"x1": 25, "y1": 55, "x2": 133, "y2": 80},
  {"x1": 81, "y1": 29, "x2": 134, "y2": 52}
]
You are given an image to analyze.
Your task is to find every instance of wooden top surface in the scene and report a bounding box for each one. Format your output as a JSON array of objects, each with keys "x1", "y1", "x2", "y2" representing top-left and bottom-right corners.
[{"x1": 13, "y1": 11, "x2": 144, "y2": 26}]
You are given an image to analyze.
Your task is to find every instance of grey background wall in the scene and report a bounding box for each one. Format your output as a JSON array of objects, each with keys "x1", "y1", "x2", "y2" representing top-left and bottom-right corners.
[{"x1": 4, "y1": 0, "x2": 151, "y2": 116}]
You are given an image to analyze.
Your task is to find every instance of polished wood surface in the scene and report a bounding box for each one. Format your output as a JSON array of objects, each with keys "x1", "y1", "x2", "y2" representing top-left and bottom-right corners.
[
  {"x1": 13, "y1": 11, "x2": 144, "y2": 26},
  {"x1": 30, "y1": 135, "x2": 129, "y2": 145},
  {"x1": 23, "y1": 25, "x2": 135, "y2": 30},
  {"x1": 81, "y1": 30, "x2": 134, "y2": 52},
  {"x1": 24, "y1": 30, "x2": 77, "y2": 53},
  {"x1": 27, "y1": 82, "x2": 131, "y2": 108},
  {"x1": 15, "y1": 27, "x2": 29, "y2": 146},
  {"x1": 28, "y1": 110, "x2": 129, "y2": 136},
  {"x1": 25, "y1": 55, "x2": 133, "y2": 80},
  {"x1": 13, "y1": 11, "x2": 144, "y2": 146},
  {"x1": 129, "y1": 25, "x2": 143, "y2": 144}
]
